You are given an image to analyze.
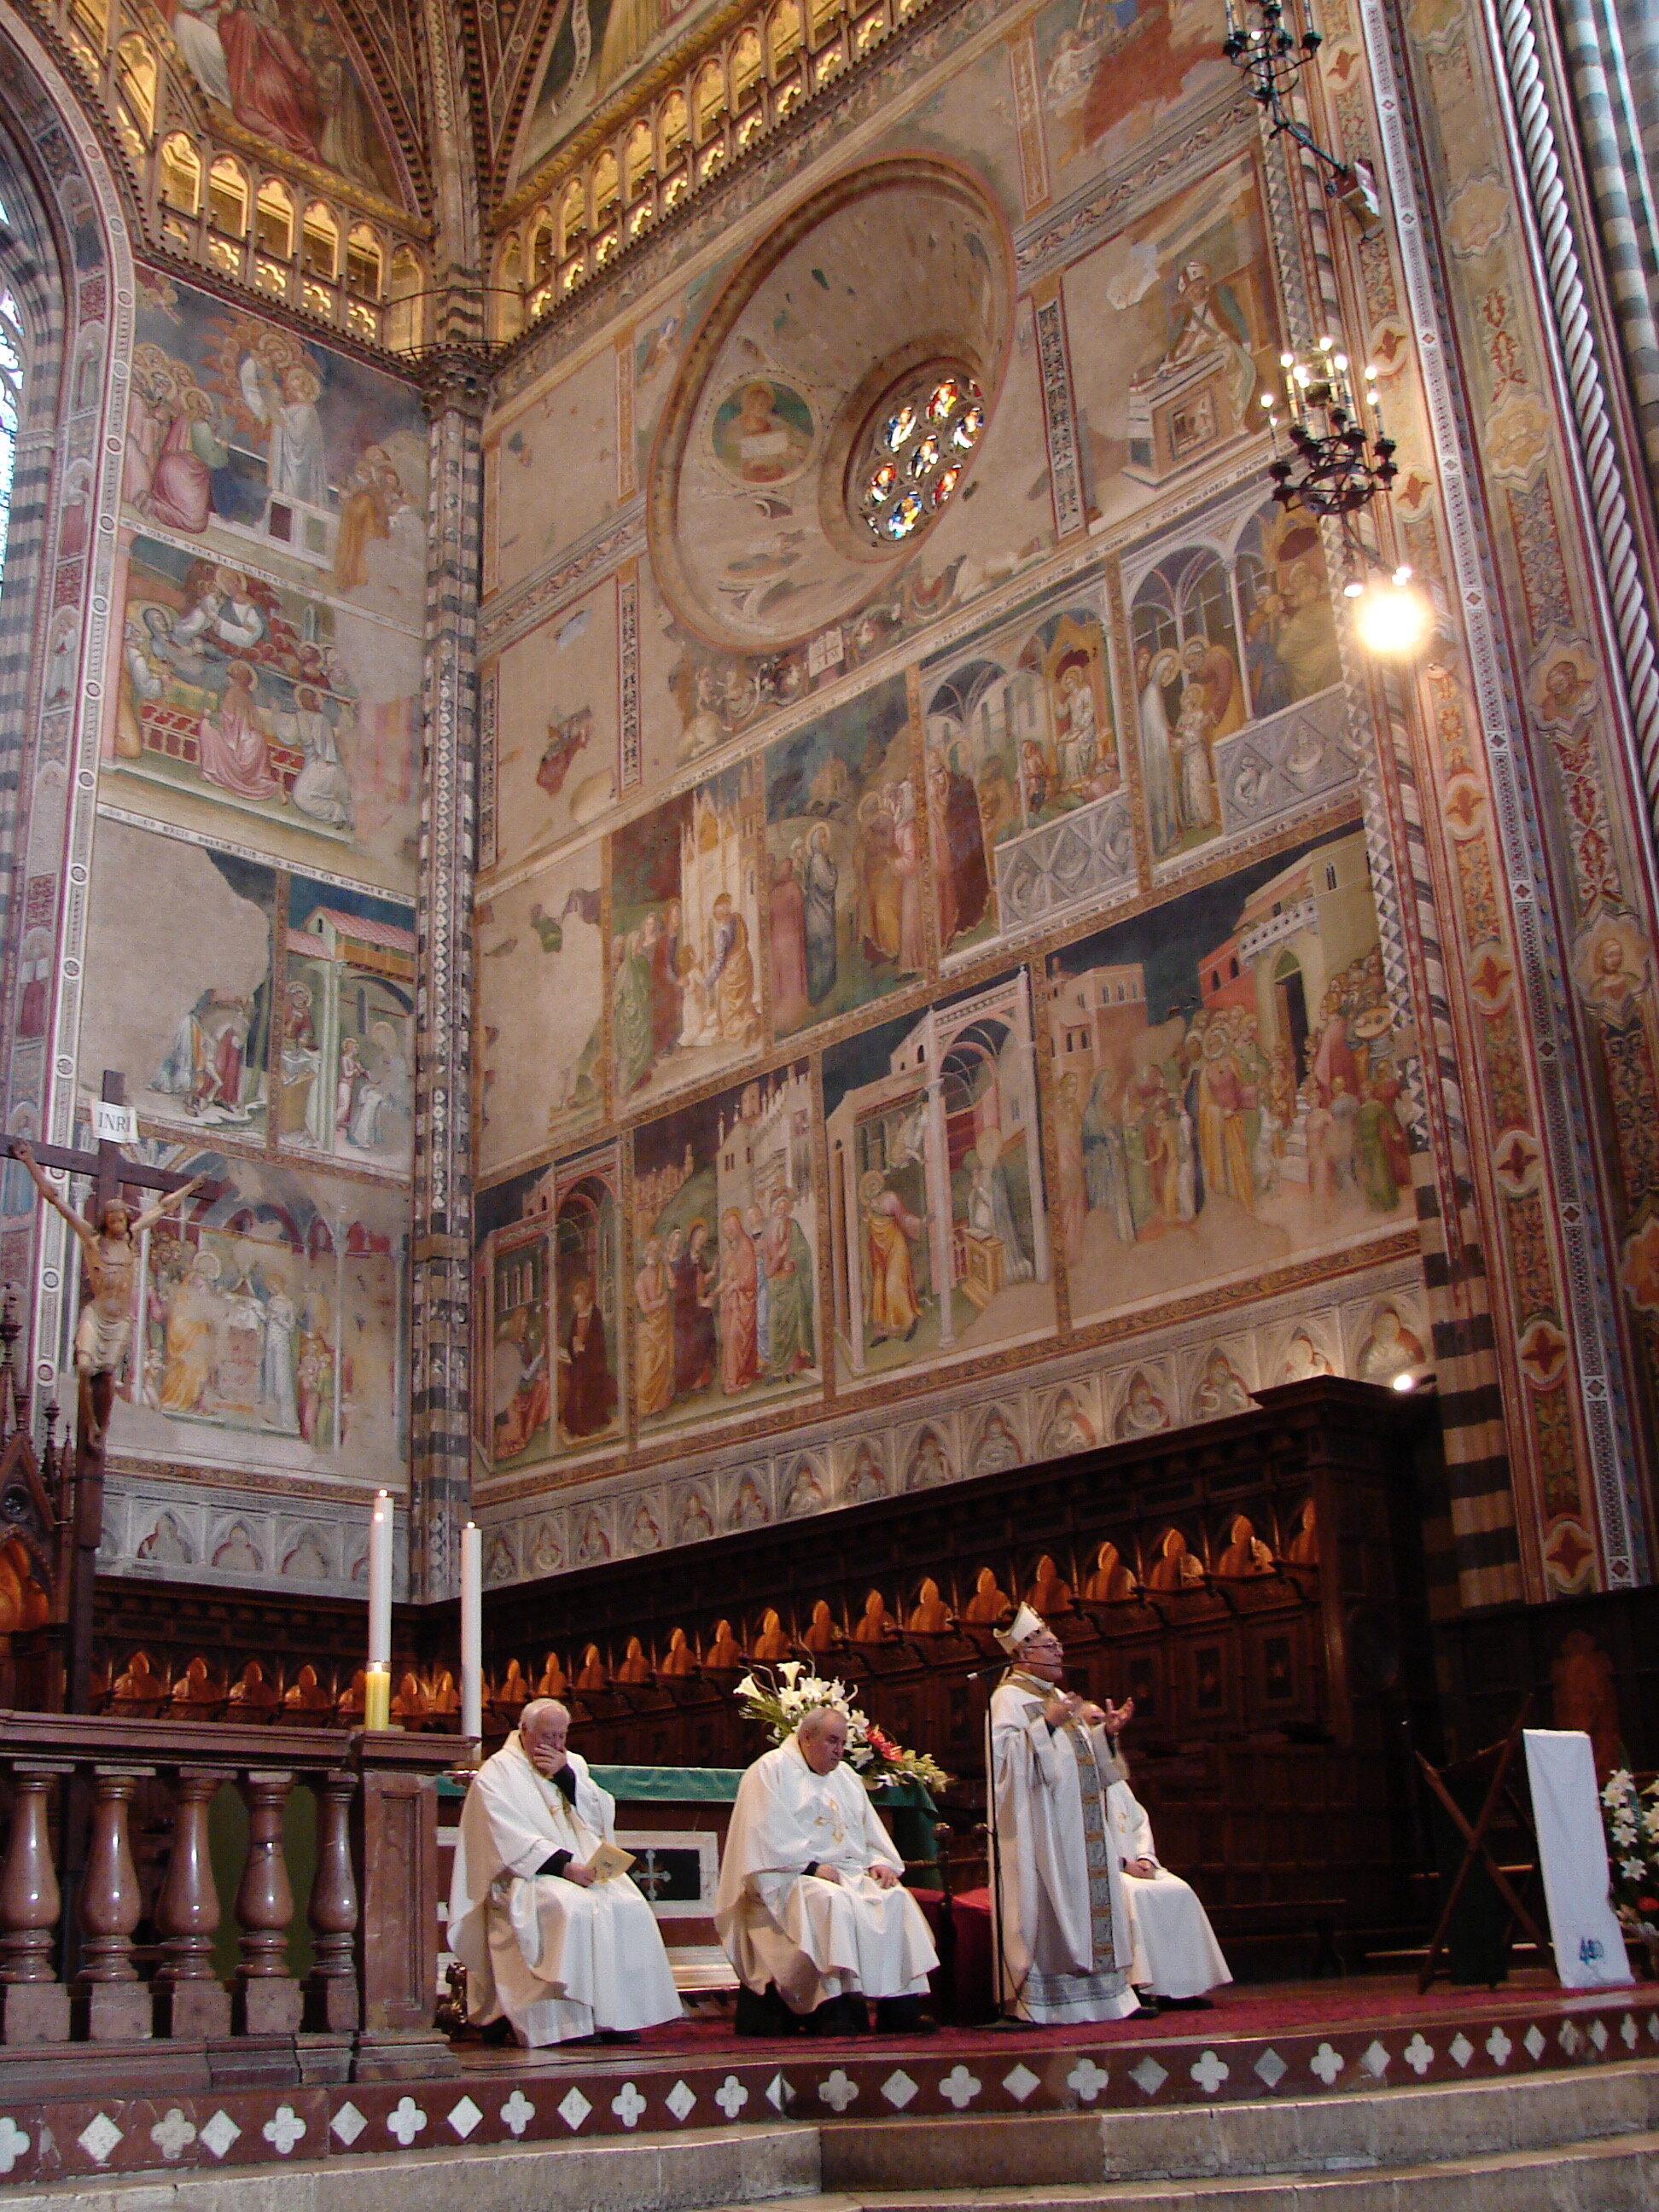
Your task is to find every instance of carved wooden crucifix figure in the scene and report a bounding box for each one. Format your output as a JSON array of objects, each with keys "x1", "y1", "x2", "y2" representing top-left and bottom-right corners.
[{"x1": 8, "y1": 1072, "x2": 207, "y2": 1447}]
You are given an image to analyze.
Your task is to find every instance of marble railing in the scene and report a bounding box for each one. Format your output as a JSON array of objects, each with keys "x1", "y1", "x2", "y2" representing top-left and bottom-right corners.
[{"x1": 0, "y1": 1713, "x2": 459, "y2": 2079}]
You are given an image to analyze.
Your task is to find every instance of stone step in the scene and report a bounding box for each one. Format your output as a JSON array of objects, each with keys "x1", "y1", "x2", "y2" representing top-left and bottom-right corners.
[
  {"x1": 818, "y1": 2058, "x2": 1659, "y2": 2192},
  {"x1": 2, "y1": 2121, "x2": 820, "y2": 2212},
  {"x1": 728, "y1": 2126, "x2": 1659, "y2": 2209}
]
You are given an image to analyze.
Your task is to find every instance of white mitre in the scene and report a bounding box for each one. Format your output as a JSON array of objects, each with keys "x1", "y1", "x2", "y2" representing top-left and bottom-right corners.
[{"x1": 994, "y1": 1602, "x2": 1047, "y2": 1655}]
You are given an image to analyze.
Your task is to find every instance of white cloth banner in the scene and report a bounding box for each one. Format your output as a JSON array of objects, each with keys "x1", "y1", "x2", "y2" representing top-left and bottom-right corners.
[{"x1": 1522, "y1": 1728, "x2": 1632, "y2": 1989}]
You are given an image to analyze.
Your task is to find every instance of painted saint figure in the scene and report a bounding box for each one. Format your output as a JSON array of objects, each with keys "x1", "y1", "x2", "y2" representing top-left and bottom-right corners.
[
  {"x1": 633, "y1": 1237, "x2": 674, "y2": 1417},
  {"x1": 199, "y1": 662, "x2": 280, "y2": 800},
  {"x1": 770, "y1": 854, "x2": 809, "y2": 1033},
  {"x1": 558, "y1": 1278, "x2": 616, "y2": 1441},
  {"x1": 862, "y1": 1172, "x2": 925, "y2": 1343},
  {"x1": 804, "y1": 824, "x2": 839, "y2": 1006},
  {"x1": 761, "y1": 1190, "x2": 816, "y2": 1377},
  {"x1": 713, "y1": 1208, "x2": 759, "y2": 1395}
]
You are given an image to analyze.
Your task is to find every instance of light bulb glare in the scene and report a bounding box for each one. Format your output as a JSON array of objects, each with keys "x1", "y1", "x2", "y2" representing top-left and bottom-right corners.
[
  {"x1": 1390, "y1": 1370, "x2": 1417, "y2": 1393},
  {"x1": 1352, "y1": 574, "x2": 1433, "y2": 657}
]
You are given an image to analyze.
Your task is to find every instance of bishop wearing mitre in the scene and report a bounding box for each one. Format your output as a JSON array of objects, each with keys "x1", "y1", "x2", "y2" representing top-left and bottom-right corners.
[
  {"x1": 988, "y1": 1604, "x2": 1146, "y2": 2024},
  {"x1": 716, "y1": 1704, "x2": 940, "y2": 2034},
  {"x1": 448, "y1": 1698, "x2": 683, "y2": 2046}
]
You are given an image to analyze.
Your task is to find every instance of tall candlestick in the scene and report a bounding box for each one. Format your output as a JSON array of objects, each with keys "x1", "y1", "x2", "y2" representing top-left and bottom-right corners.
[
  {"x1": 368, "y1": 1490, "x2": 393, "y2": 1665},
  {"x1": 364, "y1": 1490, "x2": 393, "y2": 1732},
  {"x1": 460, "y1": 1522, "x2": 482, "y2": 1753}
]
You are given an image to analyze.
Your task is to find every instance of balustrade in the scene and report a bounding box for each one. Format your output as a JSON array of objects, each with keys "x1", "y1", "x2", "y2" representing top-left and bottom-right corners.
[
  {"x1": 153, "y1": 1767, "x2": 228, "y2": 2037},
  {"x1": 0, "y1": 1714, "x2": 458, "y2": 2080}
]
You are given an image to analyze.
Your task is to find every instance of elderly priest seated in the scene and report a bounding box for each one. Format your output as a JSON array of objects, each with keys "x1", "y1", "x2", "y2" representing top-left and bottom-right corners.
[
  {"x1": 1109, "y1": 1762, "x2": 1232, "y2": 2009},
  {"x1": 716, "y1": 1705, "x2": 940, "y2": 2034},
  {"x1": 448, "y1": 1697, "x2": 683, "y2": 2046}
]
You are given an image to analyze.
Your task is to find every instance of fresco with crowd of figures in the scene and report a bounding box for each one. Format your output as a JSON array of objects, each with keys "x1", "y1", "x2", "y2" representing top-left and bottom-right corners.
[{"x1": 466, "y1": 0, "x2": 1417, "y2": 1545}]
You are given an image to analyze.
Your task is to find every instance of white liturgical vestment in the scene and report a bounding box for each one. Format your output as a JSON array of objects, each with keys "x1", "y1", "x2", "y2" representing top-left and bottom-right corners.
[
  {"x1": 988, "y1": 1669, "x2": 1138, "y2": 2023},
  {"x1": 1106, "y1": 1778, "x2": 1232, "y2": 2000},
  {"x1": 715, "y1": 1735, "x2": 939, "y2": 2013},
  {"x1": 448, "y1": 1734, "x2": 683, "y2": 2046}
]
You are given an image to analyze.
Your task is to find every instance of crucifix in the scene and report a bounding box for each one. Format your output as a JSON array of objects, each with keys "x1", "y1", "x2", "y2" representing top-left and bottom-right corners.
[{"x1": 5, "y1": 1069, "x2": 213, "y2": 1710}]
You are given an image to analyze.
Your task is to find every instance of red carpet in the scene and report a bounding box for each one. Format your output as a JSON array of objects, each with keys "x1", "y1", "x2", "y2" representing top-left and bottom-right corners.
[{"x1": 458, "y1": 1967, "x2": 1633, "y2": 2076}]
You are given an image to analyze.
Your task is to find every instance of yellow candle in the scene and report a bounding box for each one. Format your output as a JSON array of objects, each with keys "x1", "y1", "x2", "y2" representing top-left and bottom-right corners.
[{"x1": 364, "y1": 1662, "x2": 392, "y2": 1732}]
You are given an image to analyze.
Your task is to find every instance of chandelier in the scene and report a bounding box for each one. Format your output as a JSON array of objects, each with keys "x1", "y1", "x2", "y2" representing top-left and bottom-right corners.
[
  {"x1": 1223, "y1": 0, "x2": 1379, "y2": 221},
  {"x1": 1262, "y1": 338, "x2": 1396, "y2": 520},
  {"x1": 1262, "y1": 340, "x2": 1431, "y2": 656}
]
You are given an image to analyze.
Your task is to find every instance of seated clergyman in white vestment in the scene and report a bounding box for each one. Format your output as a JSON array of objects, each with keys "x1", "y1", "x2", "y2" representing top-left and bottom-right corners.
[
  {"x1": 716, "y1": 1706, "x2": 940, "y2": 2034},
  {"x1": 1108, "y1": 1768, "x2": 1232, "y2": 2007},
  {"x1": 988, "y1": 1605, "x2": 1148, "y2": 2025},
  {"x1": 448, "y1": 1698, "x2": 683, "y2": 2047}
]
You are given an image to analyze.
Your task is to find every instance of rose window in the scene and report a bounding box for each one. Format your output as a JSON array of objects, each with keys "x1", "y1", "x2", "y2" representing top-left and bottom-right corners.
[{"x1": 853, "y1": 369, "x2": 985, "y2": 544}]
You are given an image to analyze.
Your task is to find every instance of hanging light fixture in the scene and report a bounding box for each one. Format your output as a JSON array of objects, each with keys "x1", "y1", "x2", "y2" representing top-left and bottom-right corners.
[
  {"x1": 1262, "y1": 337, "x2": 1396, "y2": 518},
  {"x1": 1261, "y1": 340, "x2": 1433, "y2": 657},
  {"x1": 1222, "y1": 0, "x2": 1381, "y2": 224}
]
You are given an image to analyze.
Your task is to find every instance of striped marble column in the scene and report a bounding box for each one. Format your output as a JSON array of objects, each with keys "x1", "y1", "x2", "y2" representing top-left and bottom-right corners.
[{"x1": 410, "y1": 347, "x2": 490, "y2": 1605}]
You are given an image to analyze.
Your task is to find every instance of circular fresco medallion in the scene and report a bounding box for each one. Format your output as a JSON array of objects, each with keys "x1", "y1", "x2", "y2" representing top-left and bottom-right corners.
[
  {"x1": 709, "y1": 377, "x2": 818, "y2": 488},
  {"x1": 648, "y1": 158, "x2": 1015, "y2": 654}
]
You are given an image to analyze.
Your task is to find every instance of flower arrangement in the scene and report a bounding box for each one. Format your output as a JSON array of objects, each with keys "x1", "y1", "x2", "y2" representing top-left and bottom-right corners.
[
  {"x1": 1601, "y1": 1767, "x2": 1659, "y2": 1964},
  {"x1": 735, "y1": 1661, "x2": 950, "y2": 1796}
]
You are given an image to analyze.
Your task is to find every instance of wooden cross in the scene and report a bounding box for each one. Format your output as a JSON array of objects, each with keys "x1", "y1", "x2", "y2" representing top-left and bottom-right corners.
[
  {"x1": 3, "y1": 1070, "x2": 200, "y2": 1215},
  {"x1": 3, "y1": 1068, "x2": 214, "y2": 1714}
]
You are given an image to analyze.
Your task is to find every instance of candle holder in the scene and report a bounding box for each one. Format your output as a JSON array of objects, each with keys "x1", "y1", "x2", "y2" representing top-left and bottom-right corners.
[
  {"x1": 1260, "y1": 339, "x2": 1431, "y2": 656},
  {"x1": 364, "y1": 1662, "x2": 392, "y2": 1733},
  {"x1": 1223, "y1": 0, "x2": 1380, "y2": 223},
  {"x1": 1262, "y1": 338, "x2": 1396, "y2": 521}
]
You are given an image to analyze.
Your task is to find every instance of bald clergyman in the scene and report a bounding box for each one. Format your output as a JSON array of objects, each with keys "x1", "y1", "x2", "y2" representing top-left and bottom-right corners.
[
  {"x1": 716, "y1": 1705, "x2": 939, "y2": 2034},
  {"x1": 448, "y1": 1698, "x2": 683, "y2": 2046}
]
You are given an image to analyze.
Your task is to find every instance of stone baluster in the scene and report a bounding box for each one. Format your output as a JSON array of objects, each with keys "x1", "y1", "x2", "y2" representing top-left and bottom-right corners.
[
  {"x1": 232, "y1": 1771, "x2": 302, "y2": 2036},
  {"x1": 304, "y1": 1769, "x2": 359, "y2": 2033},
  {"x1": 73, "y1": 1767, "x2": 151, "y2": 2040},
  {"x1": 0, "y1": 1762, "x2": 70, "y2": 2044},
  {"x1": 153, "y1": 1769, "x2": 230, "y2": 2037}
]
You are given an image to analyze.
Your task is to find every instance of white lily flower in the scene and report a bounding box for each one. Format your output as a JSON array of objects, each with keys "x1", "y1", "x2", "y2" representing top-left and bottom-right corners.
[{"x1": 778, "y1": 1660, "x2": 803, "y2": 1686}]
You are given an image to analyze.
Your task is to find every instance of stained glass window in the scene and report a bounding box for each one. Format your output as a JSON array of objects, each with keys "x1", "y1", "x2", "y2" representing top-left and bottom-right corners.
[{"x1": 854, "y1": 367, "x2": 983, "y2": 544}]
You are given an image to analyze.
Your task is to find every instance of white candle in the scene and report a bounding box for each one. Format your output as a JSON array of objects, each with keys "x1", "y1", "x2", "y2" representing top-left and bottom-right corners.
[
  {"x1": 460, "y1": 1521, "x2": 482, "y2": 1749},
  {"x1": 368, "y1": 1489, "x2": 393, "y2": 1669}
]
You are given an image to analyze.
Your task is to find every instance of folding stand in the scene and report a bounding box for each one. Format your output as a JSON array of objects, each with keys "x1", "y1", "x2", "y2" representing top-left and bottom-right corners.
[{"x1": 1415, "y1": 1703, "x2": 1548, "y2": 1994}]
